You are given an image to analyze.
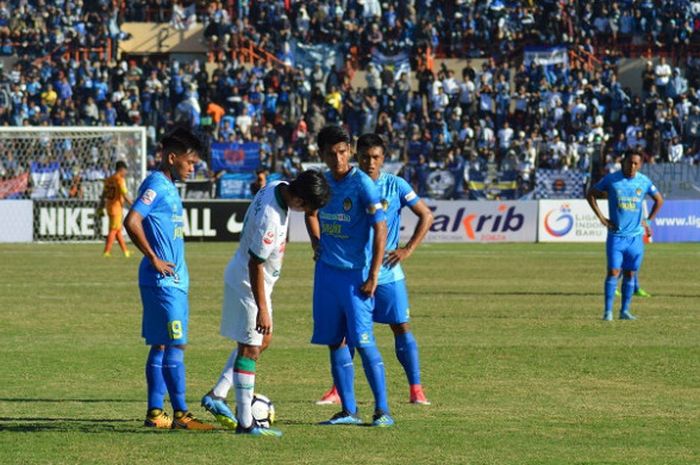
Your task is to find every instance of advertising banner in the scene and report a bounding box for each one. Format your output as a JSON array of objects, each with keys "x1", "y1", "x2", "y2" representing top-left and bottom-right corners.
[
  {"x1": 648, "y1": 199, "x2": 700, "y2": 242},
  {"x1": 33, "y1": 200, "x2": 251, "y2": 242},
  {"x1": 641, "y1": 164, "x2": 700, "y2": 199},
  {"x1": 0, "y1": 172, "x2": 29, "y2": 199},
  {"x1": 290, "y1": 201, "x2": 538, "y2": 244},
  {"x1": 0, "y1": 200, "x2": 32, "y2": 242},
  {"x1": 538, "y1": 199, "x2": 609, "y2": 242}
]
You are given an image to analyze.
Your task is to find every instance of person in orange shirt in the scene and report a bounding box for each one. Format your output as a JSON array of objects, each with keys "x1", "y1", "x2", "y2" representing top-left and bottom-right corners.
[{"x1": 100, "y1": 161, "x2": 133, "y2": 257}]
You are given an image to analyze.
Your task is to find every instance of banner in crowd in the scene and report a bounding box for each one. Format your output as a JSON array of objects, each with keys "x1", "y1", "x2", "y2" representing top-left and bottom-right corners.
[
  {"x1": 535, "y1": 169, "x2": 587, "y2": 199},
  {"x1": 641, "y1": 164, "x2": 700, "y2": 199},
  {"x1": 33, "y1": 199, "x2": 252, "y2": 242},
  {"x1": 292, "y1": 41, "x2": 343, "y2": 73},
  {"x1": 467, "y1": 170, "x2": 518, "y2": 200},
  {"x1": 30, "y1": 162, "x2": 61, "y2": 199},
  {"x1": 211, "y1": 142, "x2": 261, "y2": 173},
  {"x1": 289, "y1": 200, "x2": 538, "y2": 243},
  {"x1": 0, "y1": 172, "x2": 28, "y2": 199},
  {"x1": 370, "y1": 49, "x2": 411, "y2": 80},
  {"x1": 523, "y1": 46, "x2": 569, "y2": 67},
  {"x1": 648, "y1": 199, "x2": 700, "y2": 242},
  {"x1": 0, "y1": 200, "x2": 32, "y2": 242},
  {"x1": 538, "y1": 199, "x2": 609, "y2": 242}
]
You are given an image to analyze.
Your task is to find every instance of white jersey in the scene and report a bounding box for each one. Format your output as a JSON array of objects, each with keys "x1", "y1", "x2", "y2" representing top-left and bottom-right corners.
[{"x1": 224, "y1": 181, "x2": 289, "y2": 291}]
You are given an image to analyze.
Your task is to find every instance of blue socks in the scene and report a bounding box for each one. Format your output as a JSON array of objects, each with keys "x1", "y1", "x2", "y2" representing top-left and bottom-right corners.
[
  {"x1": 395, "y1": 332, "x2": 421, "y2": 385},
  {"x1": 605, "y1": 276, "x2": 618, "y2": 313},
  {"x1": 145, "y1": 347, "x2": 166, "y2": 410},
  {"x1": 162, "y1": 347, "x2": 187, "y2": 412},
  {"x1": 633, "y1": 275, "x2": 640, "y2": 293},
  {"x1": 358, "y1": 346, "x2": 389, "y2": 413},
  {"x1": 621, "y1": 276, "x2": 635, "y2": 312},
  {"x1": 330, "y1": 346, "x2": 356, "y2": 414}
]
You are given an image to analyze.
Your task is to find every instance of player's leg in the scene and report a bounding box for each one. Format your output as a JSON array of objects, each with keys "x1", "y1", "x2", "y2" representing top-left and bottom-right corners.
[
  {"x1": 103, "y1": 215, "x2": 118, "y2": 256},
  {"x1": 115, "y1": 229, "x2": 130, "y2": 257},
  {"x1": 375, "y1": 280, "x2": 429, "y2": 405},
  {"x1": 347, "y1": 274, "x2": 393, "y2": 427},
  {"x1": 620, "y1": 235, "x2": 644, "y2": 320},
  {"x1": 312, "y1": 262, "x2": 360, "y2": 425},
  {"x1": 604, "y1": 235, "x2": 623, "y2": 321},
  {"x1": 144, "y1": 344, "x2": 171, "y2": 428}
]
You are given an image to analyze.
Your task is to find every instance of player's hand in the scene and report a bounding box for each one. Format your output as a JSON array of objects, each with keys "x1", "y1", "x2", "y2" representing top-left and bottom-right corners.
[
  {"x1": 643, "y1": 220, "x2": 653, "y2": 238},
  {"x1": 360, "y1": 276, "x2": 379, "y2": 297},
  {"x1": 385, "y1": 247, "x2": 412, "y2": 267},
  {"x1": 601, "y1": 218, "x2": 617, "y2": 231},
  {"x1": 256, "y1": 309, "x2": 272, "y2": 335},
  {"x1": 151, "y1": 257, "x2": 176, "y2": 277},
  {"x1": 311, "y1": 243, "x2": 321, "y2": 261}
]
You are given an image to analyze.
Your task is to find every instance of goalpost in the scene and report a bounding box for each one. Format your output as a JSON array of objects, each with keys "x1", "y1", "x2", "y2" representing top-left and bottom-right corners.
[{"x1": 0, "y1": 127, "x2": 147, "y2": 241}]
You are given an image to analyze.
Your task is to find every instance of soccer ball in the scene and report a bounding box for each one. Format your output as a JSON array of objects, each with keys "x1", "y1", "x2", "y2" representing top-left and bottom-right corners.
[{"x1": 237, "y1": 393, "x2": 275, "y2": 428}]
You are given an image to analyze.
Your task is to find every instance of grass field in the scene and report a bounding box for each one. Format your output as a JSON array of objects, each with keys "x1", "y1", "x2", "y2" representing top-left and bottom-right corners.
[{"x1": 0, "y1": 242, "x2": 698, "y2": 465}]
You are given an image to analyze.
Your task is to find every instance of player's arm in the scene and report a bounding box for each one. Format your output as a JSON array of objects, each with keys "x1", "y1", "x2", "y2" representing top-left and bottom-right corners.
[
  {"x1": 248, "y1": 254, "x2": 271, "y2": 335},
  {"x1": 124, "y1": 210, "x2": 175, "y2": 276},
  {"x1": 361, "y1": 219, "x2": 387, "y2": 297},
  {"x1": 586, "y1": 186, "x2": 616, "y2": 231},
  {"x1": 386, "y1": 199, "x2": 433, "y2": 267},
  {"x1": 304, "y1": 210, "x2": 321, "y2": 260},
  {"x1": 119, "y1": 178, "x2": 133, "y2": 207},
  {"x1": 644, "y1": 191, "x2": 664, "y2": 237}
]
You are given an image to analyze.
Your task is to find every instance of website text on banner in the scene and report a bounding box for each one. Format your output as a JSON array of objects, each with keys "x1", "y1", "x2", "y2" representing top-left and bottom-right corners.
[
  {"x1": 538, "y1": 199, "x2": 610, "y2": 243},
  {"x1": 646, "y1": 199, "x2": 700, "y2": 243}
]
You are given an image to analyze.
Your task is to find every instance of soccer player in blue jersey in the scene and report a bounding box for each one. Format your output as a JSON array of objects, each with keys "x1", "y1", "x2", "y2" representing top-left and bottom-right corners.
[
  {"x1": 124, "y1": 128, "x2": 214, "y2": 430},
  {"x1": 316, "y1": 133, "x2": 434, "y2": 406},
  {"x1": 305, "y1": 125, "x2": 394, "y2": 427},
  {"x1": 586, "y1": 152, "x2": 663, "y2": 321}
]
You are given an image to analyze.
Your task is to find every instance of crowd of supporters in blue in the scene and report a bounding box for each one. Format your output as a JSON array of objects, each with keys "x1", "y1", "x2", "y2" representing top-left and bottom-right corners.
[{"x1": 1, "y1": 1, "x2": 700, "y2": 199}]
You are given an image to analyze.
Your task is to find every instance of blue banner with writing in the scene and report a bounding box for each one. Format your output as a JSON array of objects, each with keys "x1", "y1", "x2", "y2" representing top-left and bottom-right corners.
[{"x1": 211, "y1": 142, "x2": 261, "y2": 173}]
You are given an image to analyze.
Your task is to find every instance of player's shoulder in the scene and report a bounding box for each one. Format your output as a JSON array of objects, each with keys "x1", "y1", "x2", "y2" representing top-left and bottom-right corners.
[
  {"x1": 635, "y1": 172, "x2": 653, "y2": 184},
  {"x1": 354, "y1": 167, "x2": 378, "y2": 189}
]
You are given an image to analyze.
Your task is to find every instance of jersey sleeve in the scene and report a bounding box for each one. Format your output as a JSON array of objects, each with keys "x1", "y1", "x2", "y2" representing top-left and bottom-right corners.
[
  {"x1": 247, "y1": 209, "x2": 278, "y2": 262},
  {"x1": 360, "y1": 176, "x2": 386, "y2": 224},
  {"x1": 119, "y1": 177, "x2": 128, "y2": 195},
  {"x1": 646, "y1": 179, "x2": 659, "y2": 197},
  {"x1": 593, "y1": 174, "x2": 610, "y2": 192},
  {"x1": 396, "y1": 176, "x2": 419, "y2": 208},
  {"x1": 131, "y1": 178, "x2": 161, "y2": 218}
]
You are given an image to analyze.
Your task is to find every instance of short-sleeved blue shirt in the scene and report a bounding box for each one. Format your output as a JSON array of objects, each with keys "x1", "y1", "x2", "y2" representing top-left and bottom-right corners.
[
  {"x1": 374, "y1": 172, "x2": 420, "y2": 285},
  {"x1": 131, "y1": 171, "x2": 189, "y2": 291},
  {"x1": 593, "y1": 171, "x2": 659, "y2": 237},
  {"x1": 317, "y1": 167, "x2": 386, "y2": 270}
]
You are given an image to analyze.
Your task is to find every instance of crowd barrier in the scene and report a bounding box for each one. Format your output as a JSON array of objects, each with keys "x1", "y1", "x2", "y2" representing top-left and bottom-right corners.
[{"x1": 1, "y1": 199, "x2": 698, "y2": 243}]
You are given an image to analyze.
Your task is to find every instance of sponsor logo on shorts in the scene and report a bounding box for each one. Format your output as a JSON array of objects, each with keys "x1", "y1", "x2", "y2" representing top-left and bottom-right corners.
[
  {"x1": 263, "y1": 231, "x2": 274, "y2": 245},
  {"x1": 141, "y1": 189, "x2": 157, "y2": 205},
  {"x1": 360, "y1": 333, "x2": 370, "y2": 343}
]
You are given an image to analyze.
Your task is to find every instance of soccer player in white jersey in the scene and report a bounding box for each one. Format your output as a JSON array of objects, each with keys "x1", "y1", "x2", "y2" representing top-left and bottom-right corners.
[
  {"x1": 201, "y1": 170, "x2": 330, "y2": 437},
  {"x1": 316, "y1": 133, "x2": 434, "y2": 406}
]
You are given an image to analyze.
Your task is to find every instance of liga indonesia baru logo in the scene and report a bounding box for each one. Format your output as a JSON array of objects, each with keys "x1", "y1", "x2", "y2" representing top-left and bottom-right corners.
[{"x1": 544, "y1": 204, "x2": 574, "y2": 237}]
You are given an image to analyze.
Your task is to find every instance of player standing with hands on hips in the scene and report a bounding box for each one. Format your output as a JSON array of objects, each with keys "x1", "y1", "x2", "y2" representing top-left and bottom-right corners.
[
  {"x1": 200, "y1": 170, "x2": 330, "y2": 437},
  {"x1": 586, "y1": 151, "x2": 663, "y2": 321},
  {"x1": 306, "y1": 125, "x2": 394, "y2": 427},
  {"x1": 125, "y1": 128, "x2": 214, "y2": 430}
]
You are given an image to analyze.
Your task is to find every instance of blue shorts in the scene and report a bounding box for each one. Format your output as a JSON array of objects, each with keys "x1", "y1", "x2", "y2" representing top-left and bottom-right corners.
[
  {"x1": 373, "y1": 280, "x2": 410, "y2": 325},
  {"x1": 140, "y1": 285, "x2": 189, "y2": 345},
  {"x1": 606, "y1": 234, "x2": 644, "y2": 271},
  {"x1": 311, "y1": 260, "x2": 376, "y2": 348}
]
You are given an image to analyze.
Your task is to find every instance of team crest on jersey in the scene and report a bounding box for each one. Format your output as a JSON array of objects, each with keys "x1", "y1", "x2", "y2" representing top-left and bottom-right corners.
[
  {"x1": 636, "y1": 188, "x2": 642, "y2": 196},
  {"x1": 263, "y1": 231, "x2": 275, "y2": 245},
  {"x1": 380, "y1": 199, "x2": 389, "y2": 211},
  {"x1": 141, "y1": 189, "x2": 157, "y2": 205},
  {"x1": 343, "y1": 198, "x2": 352, "y2": 211}
]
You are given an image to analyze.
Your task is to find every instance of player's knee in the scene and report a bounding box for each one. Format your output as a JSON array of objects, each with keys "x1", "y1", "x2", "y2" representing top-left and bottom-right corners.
[
  {"x1": 171, "y1": 344, "x2": 187, "y2": 350},
  {"x1": 608, "y1": 269, "x2": 621, "y2": 277},
  {"x1": 239, "y1": 344, "x2": 261, "y2": 361},
  {"x1": 151, "y1": 344, "x2": 165, "y2": 351},
  {"x1": 390, "y1": 323, "x2": 410, "y2": 335}
]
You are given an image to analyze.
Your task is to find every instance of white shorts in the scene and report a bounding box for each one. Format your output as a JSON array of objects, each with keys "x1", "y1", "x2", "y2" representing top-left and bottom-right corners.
[{"x1": 220, "y1": 281, "x2": 272, "y2": 346}]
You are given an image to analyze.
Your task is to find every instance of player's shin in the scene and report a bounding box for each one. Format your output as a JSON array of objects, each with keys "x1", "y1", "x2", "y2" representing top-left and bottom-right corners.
[
  {"x1": 212, "y1": 348, "x2": 238, "y2": 398},
  {"x1": 146, "y1": 347, "x2": 167, "y2": 410},
  {"x1": 233, "y1": 356, "x2": 256, "y2": 428},
  {"x1": 395, "y1": 332, "x2": 420, "y2": 385},
  {"x1": 621, "y1": 276, "x2": 635, "y2": 312},
  {"x1": 604, "y1": 276, "x2": 618, "y2": 313},
  {"x1": 358, "y1": 346, "x2": 389, "y2": 414},
  {"x1": 330, "y1": 346, "x2": 357, "y2": 414},
  {"x1": 162, "y1": 346, "x2": 188, "y2": 412}
]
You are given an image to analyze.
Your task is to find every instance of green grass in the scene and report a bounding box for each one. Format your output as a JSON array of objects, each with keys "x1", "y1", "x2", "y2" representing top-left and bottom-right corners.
[{"x1": 0, "y1": 242, "x2": 698, "y2": 465}]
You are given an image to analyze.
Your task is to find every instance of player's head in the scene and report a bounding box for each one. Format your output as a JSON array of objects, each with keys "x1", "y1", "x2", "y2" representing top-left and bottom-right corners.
[
  {"x1": 317, "y1": 125, "x2": 351, "y2": 179},
  {"x1": 356, "y1": 133, "x2": 386, "y2": 181},
  {"x1": 115, "y1": 161, "x2": 128, "y2": 176},
  {"x1": 160, "y1": 127, "x2": 203, "y2": 181},
  {"x1": 287, "y1": 169, "x2": 331, "y2": 213},
  {"x1": 622, "y1": 151, "x2": 643, "y2": 178}
]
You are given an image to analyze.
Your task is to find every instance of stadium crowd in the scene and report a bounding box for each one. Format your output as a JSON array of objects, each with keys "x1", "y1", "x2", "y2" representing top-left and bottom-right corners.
[{"x1": 1, "y1": 1, "x2": 700, "y2": 200}]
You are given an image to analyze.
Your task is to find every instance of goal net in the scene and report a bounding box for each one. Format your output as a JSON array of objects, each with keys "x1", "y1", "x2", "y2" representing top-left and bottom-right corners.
[{"x1": 0, "y1": 127, "x2": 147, "y2": 241}]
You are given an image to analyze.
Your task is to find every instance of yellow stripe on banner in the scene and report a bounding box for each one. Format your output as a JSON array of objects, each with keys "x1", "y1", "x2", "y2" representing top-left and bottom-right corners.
[{"x1": 468, "y1": 181, "x2": 485, "y2": 190}]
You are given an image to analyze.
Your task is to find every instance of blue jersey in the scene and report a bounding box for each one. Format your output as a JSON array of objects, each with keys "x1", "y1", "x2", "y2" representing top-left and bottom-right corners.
[
  {"x1": 374, "y1": 172, "x2": 420, "y2": 285},
  {"x1": 594, "y1": 171, "x2": 658, "y2": 237},
  {"x1": 318, "y1": 167, "x2": 385, "y2": 270},
  {"x1": 131, "y1": 171, "x2": 189, "y2": 291}
]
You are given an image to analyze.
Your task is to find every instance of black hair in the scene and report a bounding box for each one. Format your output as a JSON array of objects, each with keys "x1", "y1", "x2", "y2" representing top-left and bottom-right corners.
[
  {"x1": 115, "y1": 160, "x2": 128, "y2": 171},
  {"x1": 317, "y1": 125, "x2": 350, "y2": 152},
  {"x1": 288, "y1": 169, "x2": 331, "y2": 211},
  {"x1": 160, "y1": 127, "x2": 204, "y2": 157},
  {"x1": 356, "y1": 133, "x2": 386, "y2": 156},
  {"x1": 624, "y1": 151, "x2": 643, "y2": 161}
]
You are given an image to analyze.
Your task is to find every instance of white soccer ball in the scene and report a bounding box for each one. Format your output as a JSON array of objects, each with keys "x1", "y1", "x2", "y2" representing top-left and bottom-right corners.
[{"x1": 237, "y1": 393, "x2": 275, "y2": 428}]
